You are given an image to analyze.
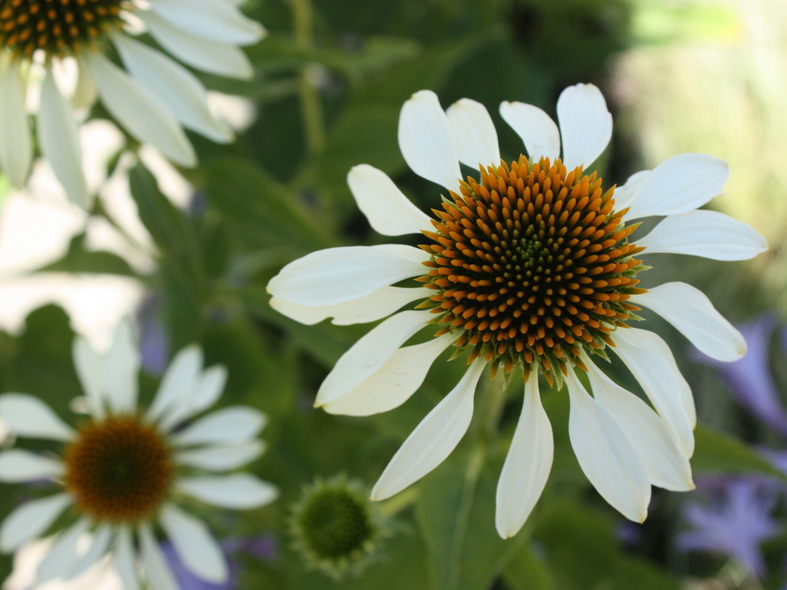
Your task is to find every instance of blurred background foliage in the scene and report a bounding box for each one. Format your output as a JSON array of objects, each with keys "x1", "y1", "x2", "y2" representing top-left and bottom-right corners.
[{"x1": 1, "y1": 0, "x2": 785, "y2": 588}]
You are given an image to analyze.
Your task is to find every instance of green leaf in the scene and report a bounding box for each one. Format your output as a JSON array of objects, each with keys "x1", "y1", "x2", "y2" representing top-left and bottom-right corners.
[
  {"x1": 692, "y1": 425, "x2": 787, "y2": 481},
  {"x1": 36, "y1": 234, "x2": 137, "y2": 277},
  {"x1": 501, "y1": 543, "x2": 556, "y2": 590}
]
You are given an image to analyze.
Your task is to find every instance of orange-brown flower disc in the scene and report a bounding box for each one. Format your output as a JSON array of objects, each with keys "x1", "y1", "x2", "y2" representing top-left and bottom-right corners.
[
  {"x1": 0, "y1": 0, "x2": 123, "y2": 59},
  {"x1": 64, "y1": 417, "x2": 173, "y2": 522},
  {"x1": 418, "y1": 155, "x2": 646, "y2": 381}
]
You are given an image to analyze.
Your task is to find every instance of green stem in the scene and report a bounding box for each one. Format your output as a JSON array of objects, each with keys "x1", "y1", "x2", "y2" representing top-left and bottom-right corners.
[
  {"x1": 291, "y1": 0, "x2": 325, "y2": 155},
  {"x1": 377, "y1": 486, "x2": 418, "y2": 518}
]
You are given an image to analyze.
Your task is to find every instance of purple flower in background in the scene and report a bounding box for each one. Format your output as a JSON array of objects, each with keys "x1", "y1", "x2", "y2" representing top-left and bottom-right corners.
[
  {"x1": 163, "y1": 536, "x2": 277, "y2": 589},
  {"x1": 677, "y1": 478, "x2": 780, "y2": 577},
  {"x1": 136, "y1": 294, "x2": 169, "y2": 376},
  {"x1": 695, "y1": 314, "x2": 787, "y2": 436}
]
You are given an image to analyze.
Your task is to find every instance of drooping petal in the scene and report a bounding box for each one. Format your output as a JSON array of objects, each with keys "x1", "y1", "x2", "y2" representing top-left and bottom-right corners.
[
  {"x1": 370, "y1": 360, "x2": 485, "y2": 501},
  {"x1": 149, "y1": 0, "x2": 265, "y2": 45},
  {"x1": 84, "y1": 51, "x2": 196, "y2": 167},
  {"x1": 72, "y1": 63, "x2": 97, "y2": 110},
  {"x1": 147, "y1": 345, "x2": 203, "y2": 422},
  {"x1": 178, "y1": 474, "x2": 278, "y2": 509},
  {"x1": 316, "y1": 310, "x2": 431, "y2": 406},
  {"x1": 267, "y1": 245, "x2": 428, "y2": 307},
  {"x1": 446, "y1": 98, "x2": 500, "y2": 168},
  {"x1": 611, "y1": 170, "x2": 650, "y2": 211},
  {"x1": 565, "y1": 371, "x2": 651, "y2": 522},
  {"x1": 634, "y1": 282, "x2": 747, "y2": 362},
  {"x1": 72, "y1": 337, "x2": 105, "y2": 420},
  {"x1": 499, "y1": 101, "x2": 560, "y2": 163},
  {"x1": 66, "y1": 524, "x2": 112, "y2": 579},
  {"x1": 138, "y1": 524, "x2": 178, "y2": 590},
  {"x1": 38, "y1": 67, "x2": 91, "y2": 208},
  {"x1": 101, "y1": 319, "x2": 140, "y2": 414},
  {"x1": 347, "y1": 165, "x2": 432, "y2": 236},
  {"x1": 398, "y1": 90, "x2": 461, "y2": 192},
  {"x1": 36, "y1": 518, "x2": 90, "y2": 583},
  {"x1": 0, "y1": 394, "x2": 75, "y2": 441},
  {"x1": 176, "y1": 441, "x2": 264, "y2": 471},
  {"x1": 0, "y1": 450, "x2": 63, "y2": 482},
  {"x1": 556, "y1": 83, "x2": 612, "y2": 171},
  {"x1": 585, "y1": 360, "x2": 694, "y2": 491},
  {"x1": 636, "y1": 210, "x2": 768, "y2": 261},
  {"x1": 612, "y1": 328, "x2": 695, "y2": 456},
  {"x1": 270, "y1": 286, "x2": 429, "y2": 327},
  {"x1": 624, "y1": 154, "x2": 729, "y2": 220},
  {"x1": 139, "y1": 10, "x2": 254, "y2": 79},
  {"x1": 172, "y1": 407, "x2": 266, "y2": 447},
  {"x1": 0, "y1": 493, "x2": 72, "y2": 552},
  {"x1": 160, "y1": 503, "x2": 228, "y2": 583},
  {"x1": 0, "y1": 57, "x2": 32, "y2": 187},
  {"x1": 114, "y1": 526, "x2": 140, "y2": 590},
  {"x1": 495, "y1": 376, "x2": 553, "y2": 539},
  {"x1": 113, "y1": 34, "x2": 232, "y2": 143},
  {"x1": 322, "y1": 333, "x2": 457, "y2": 416}
]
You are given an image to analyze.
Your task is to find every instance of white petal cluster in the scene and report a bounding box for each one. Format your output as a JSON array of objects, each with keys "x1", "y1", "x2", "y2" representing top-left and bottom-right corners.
[
  {"x1": 0, "y1": 320, "x2": 276, "y2": 588},
  {"x1": 267, "y1": 84, "x2": 768, "y2": 539},
  {"x1": 0, "y1": 0, "x2": 265, "y2": 209}
]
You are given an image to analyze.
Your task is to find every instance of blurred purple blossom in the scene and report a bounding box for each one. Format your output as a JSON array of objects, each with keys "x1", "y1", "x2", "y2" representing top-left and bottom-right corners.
[
  {"x1": 136, "y1": 294, "x2": 169, "y2": 376},
  {"x1": 694, "y1": 314, "x2": 787, "y2": 437},
  {"x1": 677, "y1": 477, "x2": 781, "y2": 578}
]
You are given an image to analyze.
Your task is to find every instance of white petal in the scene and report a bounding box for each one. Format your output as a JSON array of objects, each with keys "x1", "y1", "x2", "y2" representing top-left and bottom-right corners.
[
  {"x1": 556, "y1": 83, "x2": 612, "y2": 171},
  {"x1": 495, "y1": 376, "x2": 553, "y2": 539},
  {"x1": 624, "y1": 154, "x2": 729, "y2": 220},
  {"x1": 0, "y1": 450, "x2": 63, "y2": 482},
  {"x1": 270, "y1": 286, "x2": 429, "y2": 327},
  {"x1": 0, "y1": 493, "x2": 72, "y2": 551},
  {"x1": 67, "y1": 524, "x2": 112, "y2": 579},
  {"x1": 323, "y1": 333, "x2": 457, "y2": 416},
  {"x1": 84, "y1": 51, "x2": 196, "y2": 167},
  {"x1": 636, "y1": 209, "x2": 768, "y2": 261},
  {"x1": 149, "y1": 0, "x2": 264, "y2": 45},
  {"x1": 114, "y1": 527, "x2": 140, "y2": 590},
  {"x1": 370, "y1": 360, "x2": 485, "y2": 501},
  {"x1": 172, "y1": 406, "x2": 266, "y2": 447},
  {"x1": 348, "y1": 164, "x2": 433, "y2": 236},
  {"x1": 139, "y1": 11, "x2": 254, "y2": 79},
  {"x1": 38, "y1": 68, "x2": 91, "y2": 208},
  {"x1": 113, "y1": 34, "x2": 232, "y2": 143},
  {"x1": 72, "y1": 63, "x2": 98, "y2": 110},
  {"x1": 612, "y1": 328, "x2": 695, "y2": 456},
  {"x1": 147, "y1": 345, "x2": 203, "y2": 422},
  {"x1": 612, "y1": 170, "x2": 650, "y2": 211},
  {"x1": 635, "y1": 282, "x2": 747, "y2": 362},
  {"x1": 101, "y1": 319, "x2": 140, "y2": 414},
  {"x1": 316, "y1": 310, "x2": 430, "y2": 406},
  {"x1": 138, "y1": 524, "x2": 178, "y2": 590},
  {"x1": 164, "y1": 365, "x2": 228, "y2": 429},
  {"x1": 0, "y1": 394, "x2": 75, "y2": 441},
  {"x1": 0, "y1": 58, "x2": 32, "y2": 187},
  {"x1": 446, "y1": 98, "x2": 500, "y2": 168},
  {"x1": 179, "y1": 474, "x2": 278, "y2": 509},
  {"x1": 565, "y1": 370, "x2": 651, "y2": 522},
  {"x1": 160, "y1": 503, "x2": 228, "y2": 583},
  {"x1": 267, "y1": 245, "x2": 428, "y2": 307},
  {"x1": 36, "y1": 518, "x2": 90, "y2": 583},
  {"x1": 585, "y1": 360, "x2": 694, "y2": 491},
  {"x1": 398, "y1": 90, "x2": 461, "y2": 192},
  {"x1": 499, "y1": 101, "x2": 560, "y2": 163},
  {"x1": 73, "y1": 338, "x2": 106, "y2": 420},
  {"x1": 176, "y1": 441, "x2": 264, "y2": 471}
]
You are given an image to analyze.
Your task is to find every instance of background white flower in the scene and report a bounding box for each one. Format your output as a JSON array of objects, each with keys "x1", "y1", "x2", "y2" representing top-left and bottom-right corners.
[
  {"x1": 0, "y1": 0, "x2": 265, "y2": 208},
  {"x1": 0, "y1": 320, "x2": 277, "y2": 589},
  {"x1": 267, "y1": 84, "x2": 768, "y2": 539}
]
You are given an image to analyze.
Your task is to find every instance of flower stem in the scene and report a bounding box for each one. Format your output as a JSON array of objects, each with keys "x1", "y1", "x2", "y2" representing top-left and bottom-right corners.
[{"x1": 291, "y1": 0, "x2": 325, "y2": 155}]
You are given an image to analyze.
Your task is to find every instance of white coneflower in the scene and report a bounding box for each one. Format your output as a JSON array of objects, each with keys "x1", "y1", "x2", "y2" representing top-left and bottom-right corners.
[
  {"x1": 0, "y1": 0, "x2": 265, "y2": 209},
  {"x1": 267, "y1": 84, "x2": 768, "y2": 539},
  {"x1": 0, "y1": 320, "x2": 277, "y2": 588}
]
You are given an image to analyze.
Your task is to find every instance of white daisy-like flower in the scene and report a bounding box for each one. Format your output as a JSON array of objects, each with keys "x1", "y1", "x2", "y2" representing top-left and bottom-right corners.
[
  {"x1": 267, "y1": 84, "x2": 768, "y2": 539},
  {"x1": 0, "y1": 0, "x2": 265, "y2": 209},
  {"x1": 0, "y1": 320, "x2": 277, "y2": 588}
]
